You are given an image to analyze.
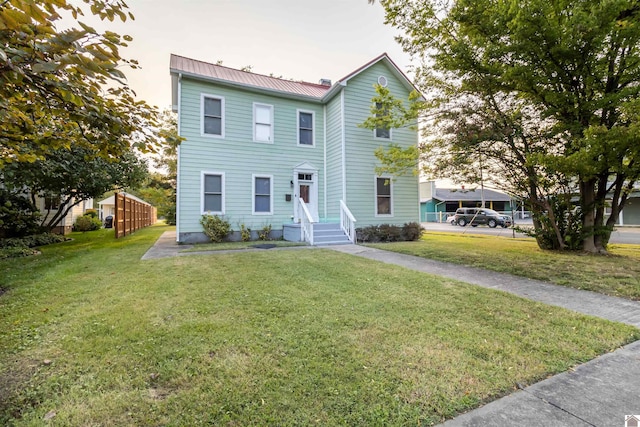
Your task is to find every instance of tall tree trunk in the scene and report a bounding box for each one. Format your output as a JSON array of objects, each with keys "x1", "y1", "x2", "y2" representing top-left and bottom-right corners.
[{"x1": 581, "y1": 179, "x2": 598, "y2": 253}]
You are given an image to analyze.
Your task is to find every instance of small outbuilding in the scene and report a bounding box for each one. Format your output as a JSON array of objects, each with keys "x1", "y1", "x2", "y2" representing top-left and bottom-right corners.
[{"x1": 420, "y1": 181, "x2": 514, "y2": 222}]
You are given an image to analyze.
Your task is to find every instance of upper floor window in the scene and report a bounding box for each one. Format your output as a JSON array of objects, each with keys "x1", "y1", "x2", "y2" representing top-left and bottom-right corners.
[
  {"x1": 254, "y1": 103, "x2": 274, "y2": 143},
  {"x1": 202, "y1": 94, "x2": 225, "y2": 137},
  {"x1": 253, "y1": 175, "x2": 273, "y2": 214},
  {"x1": 374, "y1": 102, "x2": 391, "y2": 140},
  {"x1": 202, "y1": 172, "x2": 224, "y2": 214},
  {"x1": 298, "y1": 110, "x2": 314, "y2": 146},
  {"x1": 376, "y1": 176, "x2": 392, "y2": 216}
]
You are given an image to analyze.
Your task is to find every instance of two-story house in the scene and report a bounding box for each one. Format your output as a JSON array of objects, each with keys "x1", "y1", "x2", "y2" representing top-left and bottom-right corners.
[{"x1": 170, "y1": 53, "x2": 420, "y2": 244}]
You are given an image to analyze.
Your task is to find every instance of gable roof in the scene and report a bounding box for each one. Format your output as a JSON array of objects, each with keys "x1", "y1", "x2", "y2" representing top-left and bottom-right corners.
[
  {"x1": 433, "y1": 188, "x2": 512, "y2": 202},
  {"x1": 98, "y1": 194, "x2": 151, "y2": 206},
  {"x1": 170, "y1": 53, "x2": 420, "y2": 103}
]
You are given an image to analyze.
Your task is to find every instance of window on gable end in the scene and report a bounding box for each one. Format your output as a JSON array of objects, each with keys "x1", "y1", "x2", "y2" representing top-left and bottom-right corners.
[
  {"x1": 376, "y1": 177, "x2": 392, "y2": 216},
  {"x1": 254, "y1": 103, "x2": 274, "y2": 142},
  {"x1": 374, "y1": 102, "x2": 391, "y2": 139}
]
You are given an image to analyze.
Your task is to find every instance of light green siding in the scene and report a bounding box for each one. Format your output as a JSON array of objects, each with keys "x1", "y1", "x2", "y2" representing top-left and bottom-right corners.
[
  {"x1": 178, "y1": 79, "x2": 325, "y2": 239},
  {"x1": 325, "y1": 92, "x2": 343, "y2": 220},
  {"x1": 341, "y1": 62, "x2": 419, "y2": 227}
]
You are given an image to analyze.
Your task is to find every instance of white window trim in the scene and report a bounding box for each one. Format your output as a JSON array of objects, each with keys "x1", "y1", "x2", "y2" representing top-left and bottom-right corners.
[
  {"x1": 253, "y1": 102, "x2": 274, "y2": 143},
  {"x1": 201, "y1": 94, "x2": 225, "y2": 138},
  {"x1": 201, "y1": 171, "x2": 225, "y2": 214},
  {"x1": 375, "y1": 175, "x2": 394, "y2": 217},
  {"x1": 296, "y1": 109, "x2": 315, "y2": 147},
  {"x1": 252, "y1": 173, "x2": 273, "y2": 215}
]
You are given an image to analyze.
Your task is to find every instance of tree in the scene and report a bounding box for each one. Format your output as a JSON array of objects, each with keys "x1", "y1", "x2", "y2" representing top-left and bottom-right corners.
[
  {"x1": 128, "y1": 111, "x2": 182, "y2": 225},
  {"x1": 1, "y1": 146, "x2": 148, "y2": 231},
  {"x1": 0, "y1": 0, "x2": 159, "y2": 165},
  {"x1": 370, "y1": 0, "x2": 640, "y2": 253}
]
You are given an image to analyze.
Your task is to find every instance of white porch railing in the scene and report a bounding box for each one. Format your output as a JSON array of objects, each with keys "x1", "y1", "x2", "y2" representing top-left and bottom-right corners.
[
  {"x1": 298, "y1": 198, "x2": 316, "y2": 245},
  {"x1": 340, "y1": 200, "x2": 357, "y2": 243}
]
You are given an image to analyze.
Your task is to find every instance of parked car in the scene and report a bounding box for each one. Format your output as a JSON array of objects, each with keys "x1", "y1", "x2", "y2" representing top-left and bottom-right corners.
[{"x1": 454, "y1": 208, "x2": 512, "y2": 228}]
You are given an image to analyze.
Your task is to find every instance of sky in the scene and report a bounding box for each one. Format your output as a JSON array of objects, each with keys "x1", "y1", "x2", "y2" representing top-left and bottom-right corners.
[{"x1": 62, "y1": 0, "x2": 414, "y2": 111}]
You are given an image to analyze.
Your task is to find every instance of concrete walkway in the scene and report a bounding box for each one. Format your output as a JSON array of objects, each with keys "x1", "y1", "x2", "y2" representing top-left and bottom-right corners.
[{"x1": 143, "y1": 233, "x2": 640, "y2": 425}]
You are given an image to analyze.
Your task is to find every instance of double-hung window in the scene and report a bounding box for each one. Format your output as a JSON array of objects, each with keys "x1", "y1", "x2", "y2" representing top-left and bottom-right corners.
[
  {"x1": 253, "y1": 175, "x2": 272, "y2": 214},
  {"x1": 202, "y1": 172, "x2": 224, "y2": 214},
  {"x1": 202, "y1": 95, "x2": 224, "y2": 137},
  {"x1": 376, "y1": 177, "x2": 392, "y2": 216},
  {"x1": 298, "y1": 110, "x2": 314, "y2": 146},
  {"x1": 254, "y1": 103, "x2": 274, "y2": 142},
  {"x1": 374, "y1": 102, "x2": 391, "y2": 139}
]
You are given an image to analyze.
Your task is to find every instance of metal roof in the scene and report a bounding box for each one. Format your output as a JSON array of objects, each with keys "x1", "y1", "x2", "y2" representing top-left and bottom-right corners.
[
  {"x1": 170, "y1": 54, "x2": 331, "y2": 99},
  {"x1": 433, "y1": 188, "x2": 512, "y2": 202}
]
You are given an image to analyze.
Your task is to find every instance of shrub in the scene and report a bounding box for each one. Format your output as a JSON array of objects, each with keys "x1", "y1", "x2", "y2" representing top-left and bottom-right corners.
[
  {"x1": 73, "y1": 214, "x2": 102, "y2": 232},
  {"x1": 0, "y1": 233, "x2": 66, "y2": 252},
  {"x1": 378, "y1": 224, "x2": 402, "y2": 242},
  {"x1": 258, "y1": 224, "x2": 272, "y2": 241},
  {"x1": 402, "y1": 222, "x2": 423, "y2": 241},
  {"x1": 84, "y1": 209, "x2": 98, "y2": 218},
  {"x1": 239, "y1": 224, "x2": 251, "y2": 242},
  {"x1": 200, "y1": 214, "x2": 231, "y2": 243},
  {"x1": 356, "y1": 223, "x2": 422, "y2": 243},
  {"x1": 0, "y1": 188, "x2": 42, "y2": 238}
]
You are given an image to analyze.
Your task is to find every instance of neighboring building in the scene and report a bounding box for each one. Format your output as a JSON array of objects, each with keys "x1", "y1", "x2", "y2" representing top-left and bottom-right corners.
[
  {"x1": 171, "y1": 53, "x2": 420, "y2": 244},
  {"x1": 612, "y1": 189, "x2": 640, "y2": 226},
  {"x1": 97, "y1": 194, "x2": 152, "y2": 221},
  {"x1": 36, "y1": 196, "x2": 93, "y2": 235},
  {"x1": 420, "y1": 181, "x2": 514, "y2": 222}
]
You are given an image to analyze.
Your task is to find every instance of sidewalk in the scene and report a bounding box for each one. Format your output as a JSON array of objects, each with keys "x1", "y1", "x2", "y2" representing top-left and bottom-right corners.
[{"x1": 143, "y1": 233, "x2": 640, "y2": 425}]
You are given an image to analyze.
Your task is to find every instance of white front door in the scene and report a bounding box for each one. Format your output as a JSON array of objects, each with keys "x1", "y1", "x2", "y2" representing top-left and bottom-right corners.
[{"x1": 294, "y1": 170, "x2": 318, "y2": 222}]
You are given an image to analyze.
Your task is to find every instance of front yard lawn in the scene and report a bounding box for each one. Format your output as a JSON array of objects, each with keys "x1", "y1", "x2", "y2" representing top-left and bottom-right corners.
[
  {"x1": 1, "y1": 226, "x2": 638, "y2": 425},
  {"x1": 367, "y1": 232, "x2": 640, "y2": 301}
]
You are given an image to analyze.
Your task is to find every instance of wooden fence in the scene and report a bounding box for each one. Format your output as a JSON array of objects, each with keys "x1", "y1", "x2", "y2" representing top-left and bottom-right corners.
[{"x1": 114, "y1": 192, "x2": 157, "y2": 238}]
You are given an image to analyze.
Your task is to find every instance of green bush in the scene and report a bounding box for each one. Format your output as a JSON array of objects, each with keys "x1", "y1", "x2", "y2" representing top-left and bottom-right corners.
[
  {"x1": 200, "y1": 214, "x2": 231, "y2": 243},
  {"x1": 0, "y1": 233, "x2": 65, "y2": 249},
  {"x1": 0, "y1": 188, "x2": 42, "y2": 238},
  {"x1": 258, "y1": 224, "x2": 272, "y2": 241},
  {"x1": 239, "y1": 224, "x2": 251, "y2": 242},
  {"x1": 73, "y1": 215, "x2": 102, "y2": 232},
  {"x1": 402, "y1": 222, "x2": 424, "y2": 241},
  {"x1": 84, "y1": 208, "x2": 98, "y2": 218},
  {"x1": 357, "y1": 223, "x2": 423, "y2": 243}
]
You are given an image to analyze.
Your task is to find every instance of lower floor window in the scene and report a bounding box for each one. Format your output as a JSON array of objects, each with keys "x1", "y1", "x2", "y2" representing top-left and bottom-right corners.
[
  {"x1": 376, "y1": 177, "x2": 392, "y2": 215},
  {"x1": 254, "y1": 175, "x2": 272, "y2": 214},
  {"x1": 203, "y1": 173, "x2": 224, "y2": 213}
]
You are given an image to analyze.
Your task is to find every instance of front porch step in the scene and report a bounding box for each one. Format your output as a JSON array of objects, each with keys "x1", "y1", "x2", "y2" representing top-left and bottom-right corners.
[{"x1": 313, "y1": 223, "x2": 352, "y2": 246}]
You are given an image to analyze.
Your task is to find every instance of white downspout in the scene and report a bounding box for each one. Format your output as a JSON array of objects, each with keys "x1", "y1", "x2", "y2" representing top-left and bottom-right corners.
[
  {"x1": 340, "y1": 88, "x2": 346, "y2": 202},
  {"x1": 323, "y1": 104, "x2": 327, "y2": 220},
  {"x1": 176, "y1": 73, "x2": 182, "y2": 242}
]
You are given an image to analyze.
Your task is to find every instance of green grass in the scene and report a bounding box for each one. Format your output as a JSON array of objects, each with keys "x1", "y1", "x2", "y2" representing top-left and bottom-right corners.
[
  {"x1": 0, "y1": 225, "x2": 638, "y2": 425},
  {"x1": 367, "y1": 232, "x2": 640, "y2": 300},
  {"x1": 183, "y1": 240, "x2": 308, "y2": 252}
]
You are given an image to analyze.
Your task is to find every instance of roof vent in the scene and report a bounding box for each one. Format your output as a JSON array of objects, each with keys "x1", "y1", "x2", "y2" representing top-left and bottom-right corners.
[{"x1": 319, "y1": 78, "x2": 332, "y2": 86}]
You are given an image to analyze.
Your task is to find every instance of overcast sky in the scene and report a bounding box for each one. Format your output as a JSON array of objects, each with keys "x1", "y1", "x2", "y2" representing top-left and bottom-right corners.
[{"x1": 63, "y1": 0, "x2": 413, "y2": 111}]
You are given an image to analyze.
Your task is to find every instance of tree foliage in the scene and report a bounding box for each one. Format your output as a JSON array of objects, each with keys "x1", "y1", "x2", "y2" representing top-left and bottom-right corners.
[
  {"x1": 0, "y1": 0, "x2": 159, "y2": 164},
  {"x1": 1, "y1": 146, "x2": 148, "y2": 231},
  {"x1": 371, "y1": 0, "x2": 640, "y2": 253}
]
